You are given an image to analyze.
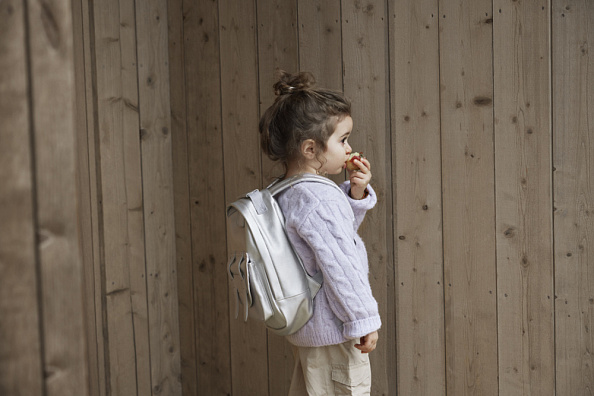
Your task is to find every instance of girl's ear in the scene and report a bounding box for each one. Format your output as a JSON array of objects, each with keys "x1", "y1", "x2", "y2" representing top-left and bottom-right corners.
[{"x1": 301, "y1": 139, "x2": 317, "y2": 159}]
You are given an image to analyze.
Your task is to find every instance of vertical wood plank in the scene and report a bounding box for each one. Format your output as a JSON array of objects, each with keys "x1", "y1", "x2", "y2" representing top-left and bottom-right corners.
[
  {"x1": 0, "y1": 1, "x2": 44, "y2": 394},
  {"x1": 297, "y1": 0, "x2": 343, "y2": 91},
  {"x1": 26, "y1": 0, "x2": 89, "y2": 393},
  {"x1": 494, "y1": 1, "x2": 554, "y2": 394},
  {"x1": 167, "y1": 0, "x2": 197, "y2": 394},
  {"x1": 82, "y1": 0, "x2": 107, "y2": 390},
  {"x1": 390, "y1": 0, "x2": 446, "y2": 394},
  {"x1": 92, "y1": 0, "x2": 152, "y2": 393},
  {"x1": 183, "y1": 0, "x2": 233, "y2": 394},
  {"x1": 341, "y1": 0, "x2": 392, "y2": 393},
  {"x1": 438, "y1": 0, "x2": 498, "y2": 394},
  {"x1": 119, "y1": 0, "x2": 155, "y2": 389},
  {"x1": 220, "y1": 0, "x2": 270, "y2": 393},
  {"x1": 256, "y1": 1, "x2": 300, "y2": 393},
  {"x1": 135, "y1": 0, "x2": 182, "y2": 393},
  {"x1": 72, "y1": 0, "x2": 103, "y2": 394},
  {"x1": 553, "y1": 1, "x2": 594, "y2": 394}
]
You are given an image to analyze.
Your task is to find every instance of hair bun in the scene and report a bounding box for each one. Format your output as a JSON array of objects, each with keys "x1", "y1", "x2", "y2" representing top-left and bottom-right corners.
[{"x1": 273, "y1": 70, "x2": 316, "y2": 96}]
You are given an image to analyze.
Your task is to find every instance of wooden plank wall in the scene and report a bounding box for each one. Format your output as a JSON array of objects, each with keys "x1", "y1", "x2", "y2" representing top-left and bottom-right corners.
[
  {"x1": 553, "y1": 1, "x2": 594, "y2": 395},
  {"x1": 494, "y1": 1, "x2": 554, "y2": 394},
  {"x1": 168, "y1": 0, "x2": 593, "y2": 395},
  {"x1": 0, "y1": 1, "x2": 44, "y2": 394},
  {"x1": 71, "y1": 0, "x2": 182, "y2": 394},
  {"x1": 391, "y1": 0, "x2": 445, "y2": 394},
  {"x1": 440, "y1": 0, "x2": 499, "y2": 394},
  {"x1": 4, "y1": 0, "x2": 590, "y2": 395},
  {"x1": 0, "y1": 0, "x2": 89, "y2": 395}
]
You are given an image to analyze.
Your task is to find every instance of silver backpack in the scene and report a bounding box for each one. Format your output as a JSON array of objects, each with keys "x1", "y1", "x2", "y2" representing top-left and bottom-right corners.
[{"x1": 226, "y1": 174, "x2": 343, "y2": 336}]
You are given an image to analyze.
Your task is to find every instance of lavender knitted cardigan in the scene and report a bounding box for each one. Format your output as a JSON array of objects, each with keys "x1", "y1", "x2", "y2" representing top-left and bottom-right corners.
[{"x1": 277, "y1": 179, "x2": 381, "y2": 347}]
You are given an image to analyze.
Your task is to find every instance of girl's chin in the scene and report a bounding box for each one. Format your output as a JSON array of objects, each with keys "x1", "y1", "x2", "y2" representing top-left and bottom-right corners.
[{"x1": 327, "y1": 168, "x2": 344, "y2": 175}]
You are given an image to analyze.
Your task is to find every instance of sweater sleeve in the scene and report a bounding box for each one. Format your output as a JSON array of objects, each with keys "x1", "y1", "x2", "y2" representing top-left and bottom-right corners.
[
  {"x1": 296, "y1": 200, "x2": 381, "y2": 340},
  {"x1": 339, "y1": 181, "x2": 377, "y2": 230}
]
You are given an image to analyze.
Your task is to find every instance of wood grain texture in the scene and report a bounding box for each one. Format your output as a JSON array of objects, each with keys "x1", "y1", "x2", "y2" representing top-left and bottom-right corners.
[
  {"x1": 256, "y1": 1, "x2": 300, "y2": 393},
  {"x1": 135, "y1": 0, "x2": 182, "y2": 393},
  {"x1": 0, "y1": 1, "x2": 44, "y2": 394},
  {"x1": 298, "y1": 0, "x2": 343, "y2": 91},
  {"x1": 341, "y1": 0, "x2": 392, "y2": 393},
  {"x1": 390, "y1": 0, "x2": 446, "y2": 394},
  {"x1": 121, "y1": 1, "x2": 154, "y2": 390},
  {"x1": 79, "y1": 0, "x2": 107, "y2": 391},
  {"x1": 72, "y1": 0, "x2": 103, "y2": 394},
  {"x1": 26, "y1": 0, "x2": 89, "y2": 393},
  {"x1": 20, "y1": 1, "x2": 592, "y2": 395},
  {"x1": 553, "y1": 1, "x2": 594, "y2": 394},
  {"x1": 494, "y1": 1, "x2": 554, "y2": 394},
  {"x1": 92, "y1": 0, "x2": 151, "y2": 393},
  {"x1": 167, "y1": 0, "x2": 197, "y2": 394},
  {"x1": 183, "y1": 0, "x2": 232, "y2": 394},
  {"x1": 219, "y1": 0, "x2": 269, "y2": 394},
  {"x1": 438, "y1": 0, "x2": 498, "y2": 394}
]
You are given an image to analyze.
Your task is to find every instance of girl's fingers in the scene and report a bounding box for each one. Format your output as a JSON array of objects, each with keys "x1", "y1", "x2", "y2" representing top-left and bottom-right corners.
[
  {"x1": 350, "y1": 167, "x2": 371, "y2": 182},
  {"x1": 354, "y1": 339, "x2": 376, "y2": 353},
  {"x1": 360, "y1": 157, "x2": 371, "y2": 171},
  {"x1": 352, "y1": 159, "x2": 369, "y2": 173},
  {"x1": 349, "y1": 159, "x2": 372, "y2": 199}
]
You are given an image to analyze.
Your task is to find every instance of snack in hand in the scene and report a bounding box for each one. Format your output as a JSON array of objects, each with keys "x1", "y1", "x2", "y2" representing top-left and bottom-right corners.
[{"x1": 345, "y1": 152, "x2": 364, "y2": 171}]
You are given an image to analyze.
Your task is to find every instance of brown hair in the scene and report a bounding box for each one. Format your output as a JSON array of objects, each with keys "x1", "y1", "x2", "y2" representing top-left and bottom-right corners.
[{"x1": 259, "y1": 70, "x2": 351, "y2": 172}]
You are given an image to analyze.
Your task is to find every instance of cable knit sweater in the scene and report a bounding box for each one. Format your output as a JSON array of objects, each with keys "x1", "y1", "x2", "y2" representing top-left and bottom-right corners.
[{"x1": 277, "y1": 179, "x2": 381, "y2": 347}]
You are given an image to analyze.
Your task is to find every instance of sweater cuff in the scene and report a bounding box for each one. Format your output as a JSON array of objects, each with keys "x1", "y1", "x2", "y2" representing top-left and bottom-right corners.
[
  {"x1": 339, "y1": 181, "x2": 378, "y2": 210},
  {"x1": 343, "y1": 315, "x2": 382, "y2": 340}
]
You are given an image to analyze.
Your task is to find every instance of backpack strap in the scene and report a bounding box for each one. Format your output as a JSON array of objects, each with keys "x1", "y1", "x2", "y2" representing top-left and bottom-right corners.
[{"x1": 267, "y1": 174, "x2": 343, "y2": 197}]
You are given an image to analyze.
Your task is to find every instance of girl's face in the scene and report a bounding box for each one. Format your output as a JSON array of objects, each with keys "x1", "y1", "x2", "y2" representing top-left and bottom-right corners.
[{"x1": 318, "y1": 116, "x2": 353, "y2": 175}]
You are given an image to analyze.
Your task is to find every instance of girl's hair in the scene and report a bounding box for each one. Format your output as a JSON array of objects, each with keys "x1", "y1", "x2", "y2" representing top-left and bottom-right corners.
[{"x1": 259, "y1": 70, "x2": 351, "y2": 171}]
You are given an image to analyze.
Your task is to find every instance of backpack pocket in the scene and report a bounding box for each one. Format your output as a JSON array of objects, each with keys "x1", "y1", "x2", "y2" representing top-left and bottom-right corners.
[
  {"x1": 247, "y1": 255, "x2": 275, "y2": 323},
  {"x1": 228, "y1": 251, "x2": 251, "y2": 321}
]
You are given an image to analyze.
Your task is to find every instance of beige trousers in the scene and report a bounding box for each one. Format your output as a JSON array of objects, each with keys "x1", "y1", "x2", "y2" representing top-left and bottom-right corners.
[{"x1": 288, "y1": 340, "x2": 371, "y2": 396}]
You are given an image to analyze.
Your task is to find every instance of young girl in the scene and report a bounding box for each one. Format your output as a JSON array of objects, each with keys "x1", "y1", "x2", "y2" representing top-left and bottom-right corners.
[{"x1": 260, "y1": 71, "x2": 381, "y2": 395}]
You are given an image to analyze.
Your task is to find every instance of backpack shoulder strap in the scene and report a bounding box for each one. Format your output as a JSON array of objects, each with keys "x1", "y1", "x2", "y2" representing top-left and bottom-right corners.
[{"x1": 267, "y1": 174, "x2": 343, "y2": 197}]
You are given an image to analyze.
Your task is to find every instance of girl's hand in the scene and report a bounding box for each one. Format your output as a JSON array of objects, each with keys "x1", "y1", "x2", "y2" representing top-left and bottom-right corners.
[
  {"x1": 354, "y1": 331, "x2": 378, "y2": 354},
  {"x1": 348, "y1": 157, "x2": 371, "y2": 200}
]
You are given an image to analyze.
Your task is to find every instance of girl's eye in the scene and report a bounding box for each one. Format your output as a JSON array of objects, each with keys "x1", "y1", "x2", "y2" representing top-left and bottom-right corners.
[{"x1": 341, "y1": 137, "x2": 348, "y2": 144}]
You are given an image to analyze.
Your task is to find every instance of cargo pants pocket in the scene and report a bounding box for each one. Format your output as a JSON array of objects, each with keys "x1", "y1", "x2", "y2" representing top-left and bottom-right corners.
[{"x1": 331, "y1": 361, "x2": 371, "y2": 395}]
